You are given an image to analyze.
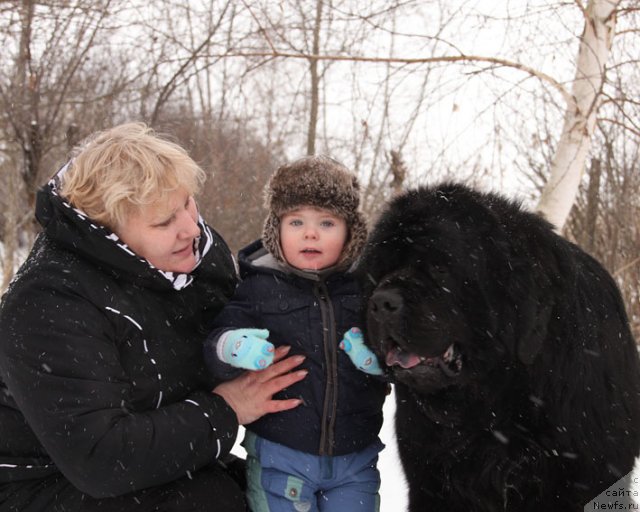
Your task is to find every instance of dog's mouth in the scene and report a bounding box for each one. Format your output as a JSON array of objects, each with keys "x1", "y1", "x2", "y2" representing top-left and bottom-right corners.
[{"x1": 385, "y1": 343, "x2": 463, "y2": 377}]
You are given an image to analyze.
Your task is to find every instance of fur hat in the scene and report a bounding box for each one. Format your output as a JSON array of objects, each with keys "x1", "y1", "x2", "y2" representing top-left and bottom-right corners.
[{"x1": 262, "y1": 155, "x2": 368, "y2": 269}]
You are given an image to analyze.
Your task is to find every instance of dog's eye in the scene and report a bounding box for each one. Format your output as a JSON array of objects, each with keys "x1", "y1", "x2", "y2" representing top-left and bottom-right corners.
[
  {"x1": 429, "y1": 265, "x2": 448, "y2": 281},
  {"x1": 428, "y1": 265, "x2": 456, "y2": 293}
]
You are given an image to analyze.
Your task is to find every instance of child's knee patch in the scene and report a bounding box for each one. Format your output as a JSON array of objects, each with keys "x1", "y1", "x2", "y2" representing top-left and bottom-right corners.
[{"x1": 263, "y1": 471, "x2": 312, "y2": 509}]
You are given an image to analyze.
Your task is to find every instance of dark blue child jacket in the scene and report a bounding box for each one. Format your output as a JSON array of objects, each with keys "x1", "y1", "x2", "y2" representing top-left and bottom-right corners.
[{"x1": 205, "y1": 240, "x2": 387, "y2": 456}]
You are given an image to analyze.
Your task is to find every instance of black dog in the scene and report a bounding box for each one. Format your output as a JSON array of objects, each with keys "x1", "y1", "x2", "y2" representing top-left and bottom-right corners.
[{"x1": 360, "y1": 184, "x2": 640, "y2": 511}]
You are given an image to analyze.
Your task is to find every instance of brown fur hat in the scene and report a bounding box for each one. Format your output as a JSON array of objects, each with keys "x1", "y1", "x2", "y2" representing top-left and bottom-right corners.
[{"x1": 262, "y1": 155, "x2": 368, "y2": 269}]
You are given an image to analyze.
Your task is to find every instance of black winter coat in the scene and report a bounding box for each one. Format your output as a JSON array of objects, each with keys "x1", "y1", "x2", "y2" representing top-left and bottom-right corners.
[
  {"x1": 0, "y1": 180, "x2": 239, "y2": 498},
  {"x1": 205, "y1": 240, "x2": 386, "y2": 456}
]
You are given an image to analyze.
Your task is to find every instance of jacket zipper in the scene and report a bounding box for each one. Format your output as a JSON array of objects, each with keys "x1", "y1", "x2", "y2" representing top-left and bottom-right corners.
[{"x1": 315, "y1": 280, "x2": 338, "y2": 456}]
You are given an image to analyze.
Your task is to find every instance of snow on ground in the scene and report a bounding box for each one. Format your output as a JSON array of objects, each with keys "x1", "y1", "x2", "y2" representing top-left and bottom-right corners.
[{"x1": 376, "y1": 390, "x2": 409, "y2": 510}]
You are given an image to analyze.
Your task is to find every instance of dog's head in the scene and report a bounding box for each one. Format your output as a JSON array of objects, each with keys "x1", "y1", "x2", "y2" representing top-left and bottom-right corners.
[{"x1": 359, "y1": 184, "x2": 558, "y2": 395}]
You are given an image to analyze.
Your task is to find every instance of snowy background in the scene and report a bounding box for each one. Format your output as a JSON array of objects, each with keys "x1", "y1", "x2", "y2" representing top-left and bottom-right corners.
[{"x1": 374, "y1": 392, "x2": 409, "y2": 510}]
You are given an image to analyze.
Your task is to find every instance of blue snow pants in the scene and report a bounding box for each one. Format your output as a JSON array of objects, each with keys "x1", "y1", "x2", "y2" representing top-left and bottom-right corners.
[{"x1": 242, "y1": 431, "x2": 384, "y2": 512}]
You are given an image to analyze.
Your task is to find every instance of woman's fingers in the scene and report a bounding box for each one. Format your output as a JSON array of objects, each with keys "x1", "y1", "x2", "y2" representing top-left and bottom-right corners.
[
  {"x1": 262, "y1": 368, "x2": 307, "y2": 396},
  {"x1": 272, "y1": 345, "x2": 291, "y2": 363},
  {"x1": 264, "y1": 397, "x2": 303, "y2": 414},
  {"x1": 259, "y1": 353, "x2": 305, "y2": 381},
  {"x1": 212, "y1": 353, "x2": 307, "y2": 425}
]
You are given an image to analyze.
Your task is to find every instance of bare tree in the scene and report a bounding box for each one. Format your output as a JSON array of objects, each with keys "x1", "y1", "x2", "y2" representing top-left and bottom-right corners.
[
  {"x1": 133, "y1": 0, "x2": 235, "y2": 125},
  {"x1": 0, "y1": 0, "x2": 134, "y2": 288},
  {"x1": 1, "y1": 0, "x2": 638, "y2": 310},
  {"x1": 306, "y1": 0, "x2": 324, "y2": 155},
  {"x1": 0, "y1": 1, "x2": 122, "y2": 199}
]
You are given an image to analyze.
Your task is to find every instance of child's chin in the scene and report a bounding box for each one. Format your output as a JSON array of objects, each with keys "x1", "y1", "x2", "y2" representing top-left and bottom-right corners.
[{"x1": 290, "y1": 254, "x2": 338, "y2": 271}]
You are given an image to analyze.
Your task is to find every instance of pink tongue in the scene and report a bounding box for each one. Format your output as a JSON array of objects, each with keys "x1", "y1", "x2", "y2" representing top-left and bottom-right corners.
[{"x1": 386, "y1": 347, "x2": 422, "y2": 369}]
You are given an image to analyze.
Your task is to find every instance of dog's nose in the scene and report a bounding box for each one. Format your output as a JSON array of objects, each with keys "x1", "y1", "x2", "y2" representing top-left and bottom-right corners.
[{"x1": 371, "y1": 289, "x2": 403, "y2": 316}]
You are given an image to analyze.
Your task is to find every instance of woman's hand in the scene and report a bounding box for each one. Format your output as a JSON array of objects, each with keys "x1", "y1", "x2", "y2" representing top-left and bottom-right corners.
[{"x1": 212, "y1": 346, "x2": 307, "y2": 425}]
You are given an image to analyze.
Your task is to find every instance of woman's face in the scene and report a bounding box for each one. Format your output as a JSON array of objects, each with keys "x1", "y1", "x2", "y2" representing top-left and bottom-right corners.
[{"x1": 114, "y1": 187, "x2": 201, "y2": 274}]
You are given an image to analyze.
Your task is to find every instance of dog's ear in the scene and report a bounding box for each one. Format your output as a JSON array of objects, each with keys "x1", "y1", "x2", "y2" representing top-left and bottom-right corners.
[
  {"x1": 495, "y1": 217, "x2": 558, "y2": 365},
  {"x1": 498, "y1": 254, "x2": 556, "y2": 366},
  {"x1": 514, "y1": 294, "x2": 554, "y2": 365}
]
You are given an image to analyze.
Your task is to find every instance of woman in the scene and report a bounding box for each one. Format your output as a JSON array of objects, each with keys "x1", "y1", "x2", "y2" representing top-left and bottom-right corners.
[{"x1": 0, "y1": 123, "x2": 306, "y2": 511}]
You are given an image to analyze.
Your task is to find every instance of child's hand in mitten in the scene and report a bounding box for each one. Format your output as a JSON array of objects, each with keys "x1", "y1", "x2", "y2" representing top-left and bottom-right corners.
[
  {"x1": 339, "y1": 327, "x2": 383, "y2": 375},
  {"x1": 218, "y1": 328, "x2": 275, "y2": 370}
]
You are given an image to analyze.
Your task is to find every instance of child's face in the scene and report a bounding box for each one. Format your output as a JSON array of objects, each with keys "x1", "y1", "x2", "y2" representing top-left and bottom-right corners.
[{"x1": 280, "y1": 206, "x2": 348, "y2": 270}]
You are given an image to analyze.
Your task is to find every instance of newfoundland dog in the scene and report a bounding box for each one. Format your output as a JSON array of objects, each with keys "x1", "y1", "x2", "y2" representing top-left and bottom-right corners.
[{"x1": 360, "y1": 183, "x2": 640, "y2": 511}]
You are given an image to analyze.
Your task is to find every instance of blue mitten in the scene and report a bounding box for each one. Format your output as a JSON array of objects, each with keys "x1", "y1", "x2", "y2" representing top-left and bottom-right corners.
[
  {"x1": 218, "y1": 328, "x2": 274, "y2": 370},
  {"x1": 339, "y1": 327, "x2": 383, "y2": 375}
]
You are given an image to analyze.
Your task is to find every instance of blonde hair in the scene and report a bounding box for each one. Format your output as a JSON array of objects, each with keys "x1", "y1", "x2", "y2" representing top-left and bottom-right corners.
[{"x1": 60, "y1": 122, "x2": 205, "y2": 229}]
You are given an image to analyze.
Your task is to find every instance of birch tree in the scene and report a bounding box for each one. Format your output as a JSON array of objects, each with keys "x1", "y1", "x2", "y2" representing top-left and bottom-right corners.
[{"x1": 536, "y1": 0, "x2": 620, "y2": 231}]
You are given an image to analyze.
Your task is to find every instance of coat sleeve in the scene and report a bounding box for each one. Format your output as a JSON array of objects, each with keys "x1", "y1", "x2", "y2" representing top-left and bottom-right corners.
[
  {"x1": 0, "y1": 274, "x2": 239, "y2": 499},
  {"x1": 203, "y1": 277, "x2": 262, "y2": 381}
]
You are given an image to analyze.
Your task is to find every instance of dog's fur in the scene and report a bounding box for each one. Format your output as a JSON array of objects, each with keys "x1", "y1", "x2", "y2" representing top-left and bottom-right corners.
[{"x1": 360, "y1": 184, "x2": 640, "y2": 511}]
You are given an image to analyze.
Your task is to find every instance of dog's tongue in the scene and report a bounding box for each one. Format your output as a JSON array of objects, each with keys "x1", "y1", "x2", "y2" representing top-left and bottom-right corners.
[{"x1": 386, "y1": 347, "x2": 422, "y2": 369}]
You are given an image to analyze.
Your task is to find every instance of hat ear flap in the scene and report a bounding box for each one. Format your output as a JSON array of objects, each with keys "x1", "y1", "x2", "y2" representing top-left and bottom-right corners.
[
  {"x1": 337, "y1": 212, "x2": 368, "y2": 268},
  {"x1": 262, "y1": 212, "x2": 285, "y2": 264}
]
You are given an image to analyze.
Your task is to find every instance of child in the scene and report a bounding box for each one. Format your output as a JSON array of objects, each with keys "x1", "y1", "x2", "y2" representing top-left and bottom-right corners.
[{"x1": 204, "y1": 155, "x2": 387, "y2": 512}]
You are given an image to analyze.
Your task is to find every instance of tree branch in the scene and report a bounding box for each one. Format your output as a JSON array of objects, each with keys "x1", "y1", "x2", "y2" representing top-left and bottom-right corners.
[{"x1": 214, "y1": 49, "x2": 572, "y2": 104}]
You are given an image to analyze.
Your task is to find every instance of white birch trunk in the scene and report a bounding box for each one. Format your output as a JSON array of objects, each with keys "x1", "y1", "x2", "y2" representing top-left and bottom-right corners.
[{"x1": 536, "y1": 0, "x2": 619, "y2": 232}]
